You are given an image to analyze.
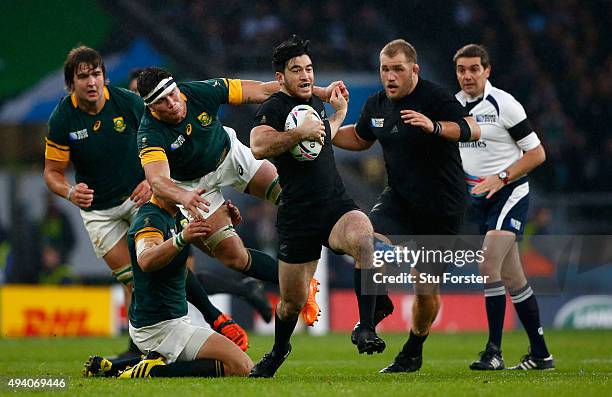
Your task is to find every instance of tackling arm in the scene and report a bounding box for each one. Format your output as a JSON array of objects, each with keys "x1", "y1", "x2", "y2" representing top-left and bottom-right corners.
[{"x1": 332, "y1": 125, "x2": 375, "y2": 151}]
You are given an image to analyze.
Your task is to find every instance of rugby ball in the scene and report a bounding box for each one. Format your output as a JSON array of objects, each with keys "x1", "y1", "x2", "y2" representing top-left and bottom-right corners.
[{"x1": 284, "y1": 104, "x2": 323, "y2": 161}]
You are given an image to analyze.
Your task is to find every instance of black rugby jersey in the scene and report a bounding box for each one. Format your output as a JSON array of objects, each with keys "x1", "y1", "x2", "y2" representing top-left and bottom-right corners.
[
  {"x1": 355, "y1": 78, "x2": 469, "y2": 215},
  {"x1": 254, "y1": 92, "x2": 348, "y2": 208}
]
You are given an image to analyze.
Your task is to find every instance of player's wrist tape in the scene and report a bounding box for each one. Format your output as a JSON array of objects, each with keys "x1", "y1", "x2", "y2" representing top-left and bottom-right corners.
[
  {"x1": 173, "y1": 231, "x2": 187, "y2": 251},
  {"x1": 66, "y1": 185, "x2": 75, "y2": 201},
  {"x1": 457, "y1": 118, "x2": 472, "y2": 142},
  {"x1": 432, "y1": 121, "x2": 442, "y2": 136}
]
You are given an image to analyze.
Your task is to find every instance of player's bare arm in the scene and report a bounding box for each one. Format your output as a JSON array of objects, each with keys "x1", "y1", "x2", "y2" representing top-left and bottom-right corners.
[
  {"x1": 251, "y1": 111, "x2": 325, "y2": 159},
  {"x1": 332, "y1": 125, "x2": 375, "y2": 151},
  {"x1": 240, "y1": 80, "x2": 349, "y2": 104},
  {"x1": 43, "y1": 158, "x2": 94, "y2": 208},
  {"x1": 328, "y1": 86, "x2": 348, "y2": 137},
  {"x1": 136, "y1": 221, "x2": 211, "y2": 272},
  {"x1": 472, "y1": 144, "x2": 546, "y2": 199},
  {"x1": 401, "y1": 111, "x2": 481, "y2": 141},
  {"x1": 129, "y1": 180, "x2": 153, "y2": 208},
  {"x1": 143, "y1": 160, "x2": 210, "y2": 220}
]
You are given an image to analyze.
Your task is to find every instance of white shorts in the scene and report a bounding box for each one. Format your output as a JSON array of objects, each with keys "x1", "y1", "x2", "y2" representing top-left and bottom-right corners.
[
  {"x1": 176, "y1": 126, "x2": 263, "y2": 221},
  {"x1": 128, "y1": 302, "x2": 215, "y2": 364},
  {"x1": 80, "y1": 198, "x2": 139, "y2": 258}
]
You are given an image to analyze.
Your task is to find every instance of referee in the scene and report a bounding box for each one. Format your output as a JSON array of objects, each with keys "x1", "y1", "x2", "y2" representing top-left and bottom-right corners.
[{"x1": 333, "y1": 39, "x2": 480, "y2": 373}]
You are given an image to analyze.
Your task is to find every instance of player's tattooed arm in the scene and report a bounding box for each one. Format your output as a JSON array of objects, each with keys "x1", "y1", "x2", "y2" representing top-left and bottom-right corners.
[{"x1": 251, "y1": 114, "x2": 325, "y2": 159}]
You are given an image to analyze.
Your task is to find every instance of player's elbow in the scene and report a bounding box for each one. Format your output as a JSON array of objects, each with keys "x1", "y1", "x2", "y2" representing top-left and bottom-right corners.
[
  {"x1": 137, "y1": 256, "x2": 154, "y2": 272},
  {"x1": 535, "y1": 144, "x2": 546, "y2": 165},
  {"x1": 249, "y1": 132, "x2": 267, "y2": 159}
]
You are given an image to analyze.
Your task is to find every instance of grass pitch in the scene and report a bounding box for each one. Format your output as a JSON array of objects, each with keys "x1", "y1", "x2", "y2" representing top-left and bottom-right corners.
[{"x1": 1, "y1": 330, "x2": 611, "y2": 396}]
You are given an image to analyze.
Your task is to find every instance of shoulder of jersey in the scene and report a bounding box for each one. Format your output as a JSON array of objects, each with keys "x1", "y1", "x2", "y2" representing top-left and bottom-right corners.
[{"x1": 488, "y1": 84, "x2": 521, "y2": 106}]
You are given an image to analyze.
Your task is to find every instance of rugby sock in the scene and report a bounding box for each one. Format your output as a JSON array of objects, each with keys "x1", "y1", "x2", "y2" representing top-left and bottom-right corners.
[
  {"x1": 511, "y1": 284, "x2": 550, "y2": 358},
  {"x1": 273, "y1": 312, "x2": 298, "y2": 354},
  {"x1": 196, "y1": 271, "x2": 245, "y2": 295},
  {"x1": 354, "y1": 268, "x2": 377, "y2": 329},
  {"x1": 106, "y1": 356, "x2": 142, "y2": 377},
  {"x1": 243, "y1": 249, "x2": 279, "y2": 284},
  {"x1": 186, "y1": 269, "x2": 222, "y2": 325},
  {"x1": 484, "y1": 281, "x2": 506, "y2": 349},
  {"x1": 400, "y1": 330, "x2": 429, "y2": 358},
  {"x1": 128, "y1": 338, "x2": 141, "y2": 354},
  {"x1": 150, "y1": 359, "x2": 225, "y2": 377}
]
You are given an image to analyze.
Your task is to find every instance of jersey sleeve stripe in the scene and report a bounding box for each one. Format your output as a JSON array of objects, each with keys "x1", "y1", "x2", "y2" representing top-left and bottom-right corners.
[
  {"x1": 134, "y1": 227, "x2": 164, "y2": 242},
  {"x1": 225, "y1": 78, "x2": 243, "y2": 105},
  {"x1": 139, "y1": 147, "x2": 168, "y2": 165},
  {"x1": 485, "y1": 94, "x2": 500, "y2": 116},
  {"x1": 45, "y1": 139, "x2": 70, "y2": 162},
  {"x1": 508, "y1": 118, "x2": 533, "y2": 141}
]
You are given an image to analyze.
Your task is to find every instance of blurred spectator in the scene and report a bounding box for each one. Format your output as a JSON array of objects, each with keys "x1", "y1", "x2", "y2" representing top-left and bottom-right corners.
[{"x1": 37, "y1": 192, "x2": 76, "y2": 284}]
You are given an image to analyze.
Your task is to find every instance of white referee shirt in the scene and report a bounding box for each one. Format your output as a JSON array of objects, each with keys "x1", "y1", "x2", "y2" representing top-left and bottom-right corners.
[{"x1": 456, "y1": 80, "x2": 541, "y2": 177}]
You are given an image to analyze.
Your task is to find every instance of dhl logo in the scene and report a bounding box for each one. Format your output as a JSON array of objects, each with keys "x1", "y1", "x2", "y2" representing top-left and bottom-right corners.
[{"x1": 20, "y1": 308, "x2": 93, "y2": 336}]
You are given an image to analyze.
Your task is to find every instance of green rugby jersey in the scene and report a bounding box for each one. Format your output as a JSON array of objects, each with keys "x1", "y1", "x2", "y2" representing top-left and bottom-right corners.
[
  {"x1": 45, "y1": 86, "x2": 145, "y2": 210},
  {"x1": 138, "y1": 79, "x2": 243, "y2": 181},
  {"x1": 127, "y1": 200, "x2": 189, "y2": 328}
]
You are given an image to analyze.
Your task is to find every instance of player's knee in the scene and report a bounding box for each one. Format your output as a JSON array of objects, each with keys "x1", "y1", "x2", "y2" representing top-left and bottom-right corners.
[
  {"x1": 280, "y1": 295, "x2": 306, "y2": 317},
  {"x1": 224, "y1": 355, "x2": 253, "y2": 377},
  {"x1": 216, "y1": 245, "x2": 249, "y2": 271},
  {"x1": 479, "y1": 260, "x2": 502, "y2": 278}
]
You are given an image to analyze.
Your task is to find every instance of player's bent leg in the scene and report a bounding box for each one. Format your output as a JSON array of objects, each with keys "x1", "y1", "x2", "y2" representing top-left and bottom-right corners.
[
  {"x1": 245, "y1": 160, "x2": 281, "y2": 205},
  {"x1": 103, "y1": 236, "x2": 141, "y2": 359},
  {"x1": 250, "y1": 260, "x2": 316, "y2": 378},
  {"x1": 195, "y1": 333, "x2": 253, "y2": 376},
  {"x1": 329, "y1": 211, "x2": 385, "y2": 354}
]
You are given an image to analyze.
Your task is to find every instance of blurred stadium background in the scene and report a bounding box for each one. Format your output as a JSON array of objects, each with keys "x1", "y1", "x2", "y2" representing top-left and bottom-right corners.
[{"x1": 0, "y1": 0, "x2": 611, "y2": 341}]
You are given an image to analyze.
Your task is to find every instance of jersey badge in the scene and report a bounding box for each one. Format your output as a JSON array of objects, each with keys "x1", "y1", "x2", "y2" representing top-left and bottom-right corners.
[
  {"x1": 371, "y1": 118, "x2": 384, "y2": 128},
  {"x1": 390, "y1": 125, "x2": 399, "y2": 134},
  {"x1": 68, "y1": 128, "x2": 88, "y2": 141},
  {"x1": 170, "y1": 135, "x2": 186, "y2": 151},
  {"x1": 197, "y1": 111, "x2": 213, "y2": 127},
  {"x1": 476, "y1": 114, "x2": 497, "y2": 123},
  {"x1": 93, "y1": 120, "x2": 102, "y2": 132},
  {"x1": 113, "y1": 117, "x2": 126, "y2": 132}
]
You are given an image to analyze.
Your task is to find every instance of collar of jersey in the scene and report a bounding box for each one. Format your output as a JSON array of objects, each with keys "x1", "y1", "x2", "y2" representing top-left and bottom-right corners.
[
  {"x1": 456, "y1": 80, "x2": 492, "y2": 106},
  {"x1": 150, "y1": 92, "x2": 188, "y2": 121},
  {"x1": 71, "y1": 86, "x2": 110, "y2": 108}
]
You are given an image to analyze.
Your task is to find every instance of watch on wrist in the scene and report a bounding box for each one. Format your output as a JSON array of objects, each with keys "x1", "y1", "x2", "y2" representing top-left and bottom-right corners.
[{"x1": 498, "y1": 170, "x2": 509, "y2": 185}]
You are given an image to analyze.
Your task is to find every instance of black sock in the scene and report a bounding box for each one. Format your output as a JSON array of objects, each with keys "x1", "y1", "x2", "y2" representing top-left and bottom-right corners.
[
  {"x1": 106, "y1": 356, "x2": 142, "y2": 376},
  {"x1": 196, "y1": 271, "x2": 246, "y2": 296},
  {"x1": 511, "y1": 284, "x2": 550, "y2": 358},
  {"x1": 401, "y1": 330, "x2": 429, "y2": 358},
  {"x1": 149, "y1": 359, "x2": 224, "y2": 377},
  {"x1": 484, "y1": 281, "x2": 506, "y2": 350},
  {"x1": 128, "y1": 337, "x2": 141, "y2": 354},
  {"x1": 243, "y1": 249, "x2": 279, "y2": 284},
  {"x1": 272, "y1": 312, "x2": 298, "y2": 354},
  {"x1": 186, "y1": 269, "x2": 222, "y2": 325},
  {"x1": 354, "y1": 268, "x2": 377, "y2": 329}
]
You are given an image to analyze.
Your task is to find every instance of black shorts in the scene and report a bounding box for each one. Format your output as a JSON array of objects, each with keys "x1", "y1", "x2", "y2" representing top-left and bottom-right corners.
[
  {"x1": 276, "y1": 196, "x2": 359, "y2": 264},
  {"x1": 369, "y1": 188, "x2": 464, "y2": 275}
]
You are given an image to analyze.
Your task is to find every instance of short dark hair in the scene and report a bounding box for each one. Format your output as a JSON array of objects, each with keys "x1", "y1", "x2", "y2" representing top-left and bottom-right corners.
[
  {"x1": 272, "y1": 35, "x2": 311, "y2": 73},
  {"x1": 380, "y1": 39, "x2": 417, "y2": 64},
  {"x1": 63, "y1": 46, "x2": 106, "y2": 92},
  {"x1": 137, "y1": 67, "x2": 172, "y2": 98},
  {"x1": 453, "y1": 44, "x2": 491, "y2": 69}
]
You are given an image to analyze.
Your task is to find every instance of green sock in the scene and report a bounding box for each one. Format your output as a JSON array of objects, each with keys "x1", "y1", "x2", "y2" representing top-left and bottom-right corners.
[{"x1": 243, "y1": 249, "x2": 279, "y2": 284}]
